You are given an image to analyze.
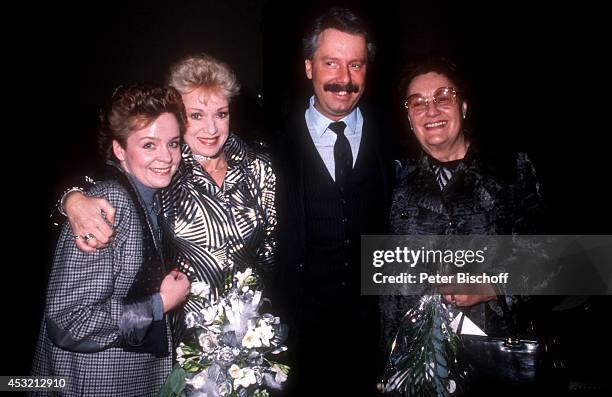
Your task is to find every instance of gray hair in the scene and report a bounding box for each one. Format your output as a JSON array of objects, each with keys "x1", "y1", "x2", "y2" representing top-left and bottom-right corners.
[{"x1": 303, "y1": 7, "x2": 376, "y2": 62}]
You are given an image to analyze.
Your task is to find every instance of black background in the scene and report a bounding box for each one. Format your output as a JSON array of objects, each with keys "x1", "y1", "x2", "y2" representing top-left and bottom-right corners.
[{"x1": 5, "y1": 0, "x2": 610, "y2": 381}]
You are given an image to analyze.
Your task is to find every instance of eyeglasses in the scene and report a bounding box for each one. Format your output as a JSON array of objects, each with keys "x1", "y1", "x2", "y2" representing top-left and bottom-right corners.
[{"x1": 404, "y1": 87, "x2": 459, "y2": 113}]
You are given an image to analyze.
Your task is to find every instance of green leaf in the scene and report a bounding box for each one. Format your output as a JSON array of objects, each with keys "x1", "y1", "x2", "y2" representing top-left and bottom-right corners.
[
  {"x1": 183, "y1": 359, "x2": 203, "y2": 373},
  {"x1": 180, "y1": 344, "x2": 200, "y2": 357},
  {"x1": 158, "y1": 366, "x2": 186, "y2": 397}
]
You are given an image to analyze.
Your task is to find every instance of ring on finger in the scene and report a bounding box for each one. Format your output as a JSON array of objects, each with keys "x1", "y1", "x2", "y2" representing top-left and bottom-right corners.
[{"x1": 83, "y1": 233, "x2": 95, "y2": 242}]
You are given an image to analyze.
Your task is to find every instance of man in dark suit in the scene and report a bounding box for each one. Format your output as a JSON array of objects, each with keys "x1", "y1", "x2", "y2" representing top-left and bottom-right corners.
[{"x1": 273, "y1": 7, "x2": 391, "y2": 396}]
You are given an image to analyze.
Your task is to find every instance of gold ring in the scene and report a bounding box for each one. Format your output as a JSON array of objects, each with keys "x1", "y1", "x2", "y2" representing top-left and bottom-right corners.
[{"x1": 83, "y1": 233, "x2": 95, "y2": 242}]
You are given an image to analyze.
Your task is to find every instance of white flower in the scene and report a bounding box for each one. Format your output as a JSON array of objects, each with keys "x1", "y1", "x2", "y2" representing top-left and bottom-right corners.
[
  {"x1": 271, "y1": 364, "x2": 288, "y2": 384},
  {"x1": 242, "y1": 328, "x2": 262, "y2": 348},
  {"x1": 255, "y1": 323, "x2": 275, "y2": 347},
  {"x1": 198, "y1": 333, "x2": 217, "y2": 352},
  {"x1": 191, "y1": 281, "x2": 211, "y2": 298},
  {"x1": 201, "y1": 305, "x2": 222, "y2": 324},
  {"x1": 229, "y1": 365, "x2": 258, "y2": 389},
  {"x1": 233, "y1": 367, "x2": 257, "y2": 389},
  {"x1": 176, "y1": 345, "x2": 186, "y2": 365},
  {"x1": 235, "y1": 268, "x2": 253, "y2": 287},
  {"x1": 229, "y1": 364, "x2": 242, "y2": 379}
]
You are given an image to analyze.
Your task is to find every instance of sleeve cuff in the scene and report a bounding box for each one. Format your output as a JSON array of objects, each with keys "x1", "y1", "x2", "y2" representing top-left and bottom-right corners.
[{"x1": 120, "y1": 297, "x2": 155, "y2": 346}]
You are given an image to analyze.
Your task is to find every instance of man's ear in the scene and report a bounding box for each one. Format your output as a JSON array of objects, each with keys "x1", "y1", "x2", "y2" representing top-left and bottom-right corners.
[
  {"x1": 305, "y1": 59, "x2": 313, "y2": 80},
  {"x1": 462, "y1": 101, "x2": 468, "y2": 119},
  {"x1": 113, "y1": 140, "x2": 126, "y2": 161}
]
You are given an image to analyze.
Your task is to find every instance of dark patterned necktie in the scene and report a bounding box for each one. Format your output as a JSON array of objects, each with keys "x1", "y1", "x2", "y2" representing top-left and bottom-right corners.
[{"x1": 329, "y1": 121, "x2": 352, "y2": 191}]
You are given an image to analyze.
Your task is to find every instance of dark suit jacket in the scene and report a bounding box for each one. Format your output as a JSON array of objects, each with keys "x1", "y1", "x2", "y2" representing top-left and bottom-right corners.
[
  {"x1": 273, "y1": 107, "x2": 392, "y2": 297},
  {"x1": 271, "y1": 105, "x2": 393, "y2": 395}
]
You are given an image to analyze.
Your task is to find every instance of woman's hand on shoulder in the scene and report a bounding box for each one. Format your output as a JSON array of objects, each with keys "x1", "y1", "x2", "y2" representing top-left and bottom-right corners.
[{"x1": 65, "y1": 192, "x2": 115, "y2": 251}]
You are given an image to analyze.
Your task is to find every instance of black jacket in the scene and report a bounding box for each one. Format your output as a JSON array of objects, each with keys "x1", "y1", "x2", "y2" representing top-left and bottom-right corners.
[
  {"x1": 380, "y1": 146, "x2": 545, "y2": 350},
  {"x1": 271, "y1": 106, "x2": 393, "y2": 396}
]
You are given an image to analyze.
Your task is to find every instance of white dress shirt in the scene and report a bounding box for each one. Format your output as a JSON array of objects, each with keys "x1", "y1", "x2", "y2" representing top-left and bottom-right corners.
[{"x1": 304, "y1": 96, "x2": 363, "y2": 181}]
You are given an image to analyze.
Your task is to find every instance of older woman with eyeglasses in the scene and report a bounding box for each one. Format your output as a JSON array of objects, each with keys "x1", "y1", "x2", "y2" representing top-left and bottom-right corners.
[{"x1": 379, "y1": 56, "x2": 546, "y2": 384}]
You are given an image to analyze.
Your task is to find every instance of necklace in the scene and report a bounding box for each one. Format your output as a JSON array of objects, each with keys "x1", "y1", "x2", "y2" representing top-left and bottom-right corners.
[
  {"x1": 193, "y1": 154, "x2": 211, "y2": 163},
  {"x1": 194, "y1": 153, "x2": 227, "y2": 191}
]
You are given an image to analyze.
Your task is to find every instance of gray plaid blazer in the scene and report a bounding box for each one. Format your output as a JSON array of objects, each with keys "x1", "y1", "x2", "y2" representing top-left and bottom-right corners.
[{"x1": 31, "y1": 168, "x2": 172, "y2": 396}]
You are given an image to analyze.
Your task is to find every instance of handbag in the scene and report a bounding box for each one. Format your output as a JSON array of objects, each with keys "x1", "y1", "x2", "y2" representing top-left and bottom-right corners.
[{"x1": 457, "y1": 298, "x2": 544, "y2": 387}]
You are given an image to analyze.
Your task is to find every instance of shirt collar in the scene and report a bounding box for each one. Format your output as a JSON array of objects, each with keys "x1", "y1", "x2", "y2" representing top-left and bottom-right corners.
[
  {"x1": 126, "y1": 173, "x2": 158, "y2": 212},
  {"x1": 305, "y1": 95, "x2": 361, "y2": 137}
]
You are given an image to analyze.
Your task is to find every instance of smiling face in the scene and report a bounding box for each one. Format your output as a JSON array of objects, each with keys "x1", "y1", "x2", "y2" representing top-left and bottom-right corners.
[
  {"x1": 113, "y1": 112, "x2": 181, "y2": 188},
  {"x1": 305, "y1": 28, "x2": 367, "y2": 121},
  {"x1": 181, "y1": 88, "x2": 230, "y2": 159},
  {"x1": 406, "y1": 72, "x2": 468, "y2": 160}
]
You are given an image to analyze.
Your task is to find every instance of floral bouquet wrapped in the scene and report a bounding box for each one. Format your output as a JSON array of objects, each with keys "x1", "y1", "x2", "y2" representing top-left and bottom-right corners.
[
  {"x1": 382, "y1": 295, "x2": 467, "y2": 397},
  {"x1": 159, "y1": 268, "x2": 289, "y2": 397}
]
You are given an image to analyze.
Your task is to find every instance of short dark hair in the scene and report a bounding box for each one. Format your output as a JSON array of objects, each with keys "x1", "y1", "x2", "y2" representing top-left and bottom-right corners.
[
  {"x1": 99, "y1": 83, "x2": 187, "y2": 161},
  {"x1": 399, "y1": 55, "x2": 468, "y2": 102},
  {"x1": 303, "y1": 7, "x2": 376, "y2": 62}
]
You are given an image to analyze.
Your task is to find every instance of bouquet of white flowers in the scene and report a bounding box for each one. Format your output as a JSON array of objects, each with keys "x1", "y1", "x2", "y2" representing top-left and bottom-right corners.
[{"x1": 159, "y1": 268, "x2": 289, "y2": 397}]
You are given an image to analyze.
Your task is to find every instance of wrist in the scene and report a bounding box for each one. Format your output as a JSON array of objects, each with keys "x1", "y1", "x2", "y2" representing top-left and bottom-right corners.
[
  {"x1": 159, "y1": 291, "x2": 168, "y2": 313},
  {"x1": 59, "y1": 187, "x2": 85, "y2": 216}
]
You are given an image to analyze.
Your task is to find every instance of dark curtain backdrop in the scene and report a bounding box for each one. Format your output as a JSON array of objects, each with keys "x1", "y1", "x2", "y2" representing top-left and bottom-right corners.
[{"x1": 7, "y1": 0, "x2": 609, "y2": 380}]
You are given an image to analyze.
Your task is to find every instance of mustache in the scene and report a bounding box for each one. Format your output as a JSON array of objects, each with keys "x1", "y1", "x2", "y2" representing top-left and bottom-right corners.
[{"x1": 323, "y1": 82, "x2": 359, "y2": 94}]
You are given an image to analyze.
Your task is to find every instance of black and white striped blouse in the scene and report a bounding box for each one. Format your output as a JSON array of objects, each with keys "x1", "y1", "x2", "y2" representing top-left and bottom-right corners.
[{"x1": 160, "y1": 133, "x2": 277, "y2": 310}]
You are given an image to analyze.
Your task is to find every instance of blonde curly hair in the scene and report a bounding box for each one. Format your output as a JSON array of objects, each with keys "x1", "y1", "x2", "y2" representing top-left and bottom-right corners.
[{"x1": 168, "y1": 54, "x2": 240, "y2": 100}]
